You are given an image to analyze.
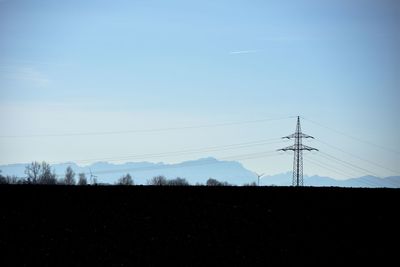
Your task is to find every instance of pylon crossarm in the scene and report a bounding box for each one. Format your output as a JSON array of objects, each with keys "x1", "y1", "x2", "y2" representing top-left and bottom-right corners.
[
  {"x1": 301, "y1": 133, "x2": 314, "y2": 139},
  {"x1": 282, "y1": 134, "x2": 296, "y2": 139},
  {"x1": 300, "y1": 145, "x2": 318, "y2": 151},
  {"x1": 277, "y1": 116, "x2": 318, "y2": 187},
  {"x1": 277, "y1": 146, "x2": 296, "y2": 151},
  {"x1": 282, "y1": 133, "x2": 314, "y2": 139}
]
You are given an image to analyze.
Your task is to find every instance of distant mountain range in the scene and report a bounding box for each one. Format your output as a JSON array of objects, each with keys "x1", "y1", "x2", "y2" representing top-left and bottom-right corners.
[{"x1": 1, "y1": 157, "x2": 399, "y2": 188}]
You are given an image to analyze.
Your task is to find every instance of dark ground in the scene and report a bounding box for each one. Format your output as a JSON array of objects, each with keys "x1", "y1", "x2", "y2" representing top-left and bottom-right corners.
[{"x1": 0, "y1": 185, "x2": 399, "y2": 266}]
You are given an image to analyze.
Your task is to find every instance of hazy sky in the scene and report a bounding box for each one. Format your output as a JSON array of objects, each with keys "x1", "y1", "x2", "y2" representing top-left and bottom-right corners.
[{"x1": 1, "y1": 0, "x2": 399, "y2": 179}]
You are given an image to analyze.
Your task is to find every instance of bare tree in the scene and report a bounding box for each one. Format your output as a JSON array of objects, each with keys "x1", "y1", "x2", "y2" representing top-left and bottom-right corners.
[
  {"x1": 0, "y1": 170, "x2": 26, "y2": 184},
  {"x1": 64, "y1": 166, "x2": 76, "y2": 185},
  {"x1": 25, "y1": 161, "x2": 41, "y2": 184},
  {"x1": 38, "y1": 161, "x2": 57, "y2": 185},
  {"x1": 77, "y1": 173, "x2": 87, "y2": 185},
  {"x1": 117, "y1": 173, "x2": 134, "y2": 185},
  {"x1": 148, "y1": 175, "x2": 168, "y2": 186},
  {"x1": 243, "y1": 182, "x2": 257, "y2": 186},
  {"x1": 206, "y1": 178, "x2": 221, "y2": 186},
  {"x1": 168, "y1": 177, "x2": 189, "y2": 186},
  {"x1": 0, "y1": 170, "x2": 6, "y2": 184},
  {"x1": 9, "y1": 176, "x2": 21, "y2": 184},
  {"x1": 206, "y1": 178, "x2": 230, "y2": 186}
]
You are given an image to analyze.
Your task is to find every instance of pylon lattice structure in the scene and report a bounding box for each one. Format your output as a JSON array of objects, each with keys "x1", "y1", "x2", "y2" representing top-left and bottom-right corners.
[{"x1": 278, "y1": 116, "x2": 318, "y2": 186}]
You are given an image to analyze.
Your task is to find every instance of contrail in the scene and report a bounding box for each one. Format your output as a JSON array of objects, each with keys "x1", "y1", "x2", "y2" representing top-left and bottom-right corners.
[{"x1": 229, "y1": 50, "x2": 258, "y2": 54}]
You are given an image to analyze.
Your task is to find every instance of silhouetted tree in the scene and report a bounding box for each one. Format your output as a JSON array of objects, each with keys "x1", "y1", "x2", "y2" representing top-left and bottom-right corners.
[
  {"x1": 117, "y1": 173, "x2": 134, "y2": 185},
  {"x1": 243, "y1": 182, "x2": 257, "y2": 186},
  {"x1": 77, "y1": 173, "x2": 87, "y2": 185},
  {"x1": 1, "y1": 172, "x2": 24, "y2": 184},
  {"x1": 0, "y1": 170, "x2": 6, "y2": 184},
  {"x1": 25, "y1": 161, "x2": 41, "y2": 184},
  {"x1": 38, "y1": 161, "x2": 57, "y2": 185},
  {"x1": 206, "y1": 178, "x2": 231, "y2": 186},
  {"x1": 64, "y1": 166, "x2": 76, "y2": 185},
  {"x1": 148, "y1": 175, "x2": 168, "y2": 186},
  {"x1": 206, "y1": 178, "x2": 221, "y2": 186},
  {"x1": 168, "y1": 177, "x2": 189, "y2": 186},
  {"x1": 0, "y1": 174, "x2": 22, "y2": 184},
  {"x1": 8, "y1": 175, "x2": 22, "y2": 184}
]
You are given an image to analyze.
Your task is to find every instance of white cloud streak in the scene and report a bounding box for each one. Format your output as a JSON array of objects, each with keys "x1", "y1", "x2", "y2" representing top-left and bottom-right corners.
[{"x1": 229, "y1": 50, "x2": 259, "y2": 55}]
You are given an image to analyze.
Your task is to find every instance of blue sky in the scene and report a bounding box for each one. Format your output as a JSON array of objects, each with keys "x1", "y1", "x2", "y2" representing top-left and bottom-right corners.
[{"x1": 0, "y1": 0, "x2": 399, "y2": 179}]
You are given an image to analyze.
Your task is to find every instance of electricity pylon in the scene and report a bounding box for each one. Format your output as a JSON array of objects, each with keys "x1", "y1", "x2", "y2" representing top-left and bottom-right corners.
[{"x1": 278, "y1": 116, "x2": 318, "y2": 186}]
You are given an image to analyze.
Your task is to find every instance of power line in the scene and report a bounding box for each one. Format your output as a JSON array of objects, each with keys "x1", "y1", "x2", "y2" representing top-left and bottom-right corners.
[
  {"x1": 222, "y1": 150, "x2": 283, "y2": 161},
  {"x1": 53, "y1": 151, "x2": 284, "y2": 182},
  {"x1": 306, "y1": 155, "x2": 394, "y2": 187},
  {"x1": 301, "y1": 116, "x2": 400, "y2": 155},
  {"x1": 304, "y1": 157, "x2": 379, "y2": 187},
  {"x1": 305, "y1": 156, "x2": 358, "y2": 178},
  {"x1": 318, "y1": 151, "x2": 382, "y2": 178},
  {"x1": 49, "y1": 138, "x2": 286, "y2": 164},
  {"x1": 315, "y1": 138, "x2": 400, "y2": 175},
  {"x1": 0, "y1": 116, "x2": 293, "y2": 139},
  {"x1": 357, "y1": 176, "x2": 397, "y2": 188},
  {"x1": 85, "y1": 150, "x2": 283, "y2": 176},
  {"x1": 306, "y1": 155, "x2": 390, "y2": 187},
  {"x1": 5, "y1": 114, "x2": 395, "y2": 186}
]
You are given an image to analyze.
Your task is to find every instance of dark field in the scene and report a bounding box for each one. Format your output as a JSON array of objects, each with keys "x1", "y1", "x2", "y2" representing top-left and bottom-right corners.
[{"x1": 1, "y1": 185, "x2": 399, "y2": 265}]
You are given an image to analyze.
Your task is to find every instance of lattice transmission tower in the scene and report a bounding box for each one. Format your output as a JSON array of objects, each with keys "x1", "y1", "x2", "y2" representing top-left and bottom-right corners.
[{"x1": 278, "y1": 116, "x2": 318, "y2": 186}]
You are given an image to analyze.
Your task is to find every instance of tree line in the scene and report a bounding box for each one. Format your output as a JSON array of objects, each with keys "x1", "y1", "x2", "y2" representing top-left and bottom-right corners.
[
  {"x1": 0, "y1": 161, "x2": 257, "y2": 186},
  {"x1": 0, "y1": 161, "x2": 87, "y2": 185}
]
